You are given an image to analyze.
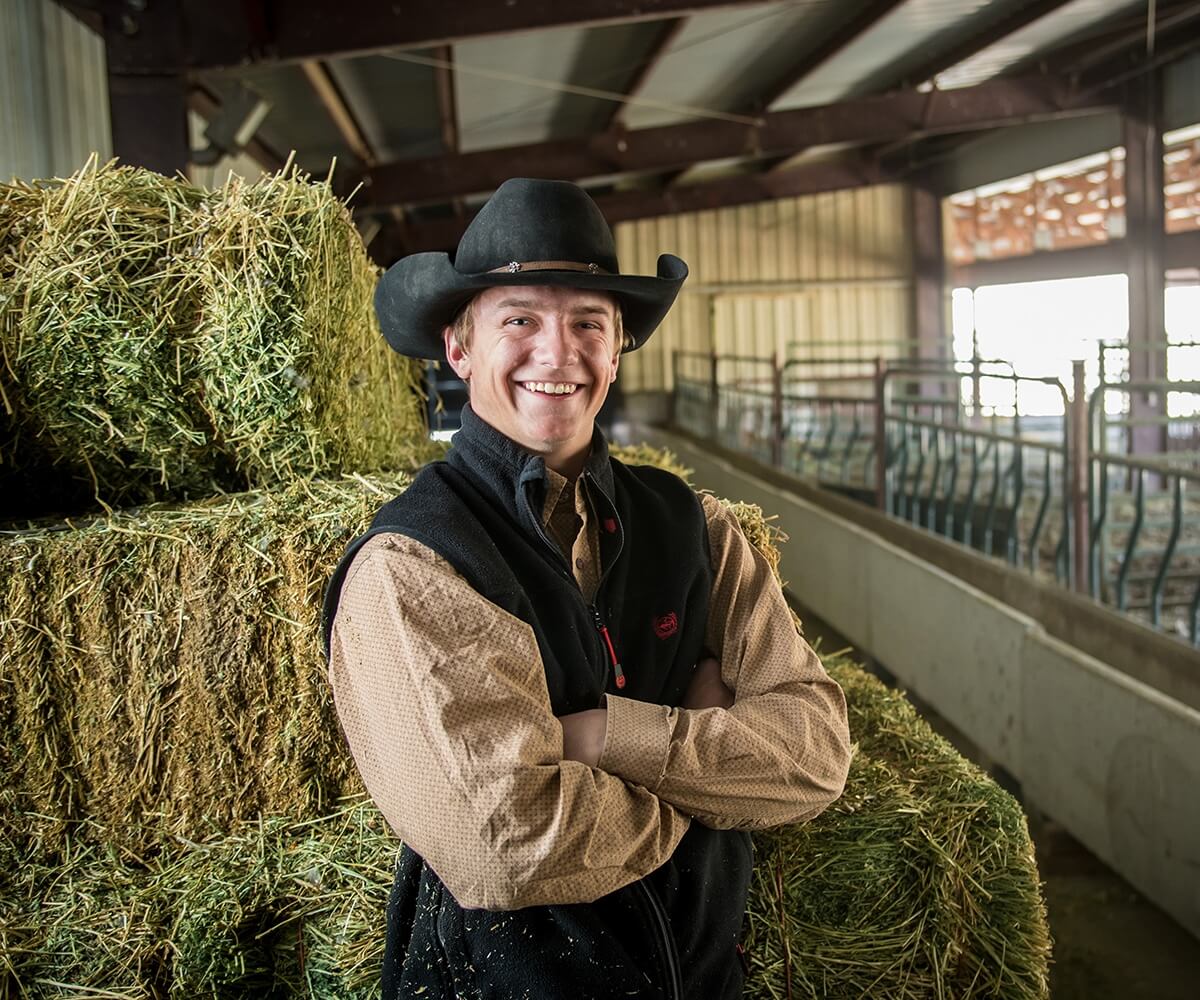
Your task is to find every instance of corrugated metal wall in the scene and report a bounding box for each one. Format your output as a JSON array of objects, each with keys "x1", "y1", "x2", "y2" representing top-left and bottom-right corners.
[
  {"x1": 1, "y1": 0, "x2": 110, "y2": 183},
  {"x1": 2, "y1": 0, "x2": 261, "y2": 189},
  {"x1": 614, "y1": 184, "x2": 913, "y2": 392}
]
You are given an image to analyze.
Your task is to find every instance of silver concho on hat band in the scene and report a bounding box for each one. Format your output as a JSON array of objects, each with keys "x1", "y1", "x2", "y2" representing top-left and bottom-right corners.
[{"x1": 487, "y1": 260, "x2": 612, "y2": 276}]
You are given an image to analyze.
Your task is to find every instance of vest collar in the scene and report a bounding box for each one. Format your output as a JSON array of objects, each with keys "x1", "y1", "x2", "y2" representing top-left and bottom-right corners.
[{"x1": 449, "y1": 403, "x2": 616, "y2": 503}]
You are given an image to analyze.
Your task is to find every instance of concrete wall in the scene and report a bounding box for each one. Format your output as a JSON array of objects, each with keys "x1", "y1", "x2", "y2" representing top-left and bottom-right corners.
[{"x1": 642, "y1": 426, "x2": 1200, "y2": 940}]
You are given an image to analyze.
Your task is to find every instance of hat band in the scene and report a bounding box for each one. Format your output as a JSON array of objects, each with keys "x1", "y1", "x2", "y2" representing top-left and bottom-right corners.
[{"x1": 488, "y1": 260, "x2": 612, "y2": 276}]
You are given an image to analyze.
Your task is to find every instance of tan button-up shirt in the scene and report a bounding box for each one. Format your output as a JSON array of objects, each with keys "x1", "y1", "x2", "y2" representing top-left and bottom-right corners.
[{"x1": 329, "y1": 467, "x2": 850, "y2": 911}]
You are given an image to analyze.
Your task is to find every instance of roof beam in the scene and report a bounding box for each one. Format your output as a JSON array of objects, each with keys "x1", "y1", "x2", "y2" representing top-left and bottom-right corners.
[
  {"x1": 354, "y1": 74, "x2": 1111, "y2": 209},
  {"x1": 751, "y1": 0, "x2": 907, "y2": 112},
  {"x1": 187, "y1": 85, "x2": 284, "y2": 172},
  {"x1": 301, "y1": 60, "x2": 376, "y2": 165},
  {"x1": 380, "y1": 152, "x2": 895, "y2": 258},
  {"x1": 102, "y1": 0, "x2": 774, "y2": 74},
  {"x1": 607, "y1": 18, "x2": 689, "y2": 130}
]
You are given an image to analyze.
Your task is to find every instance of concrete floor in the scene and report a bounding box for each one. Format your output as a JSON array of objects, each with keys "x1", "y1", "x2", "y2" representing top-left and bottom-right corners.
[{"x1": 793, "y1": 599, "x2": 1200, "y2": 999}]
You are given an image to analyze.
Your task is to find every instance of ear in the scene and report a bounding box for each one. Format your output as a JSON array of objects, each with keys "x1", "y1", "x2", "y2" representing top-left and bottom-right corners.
[
  {"x1": 608, "y1": 342, "x2": 621, "y2": 384},
  {"x1": 443, "y1": 325, "x2": 471, "y2": 381}
]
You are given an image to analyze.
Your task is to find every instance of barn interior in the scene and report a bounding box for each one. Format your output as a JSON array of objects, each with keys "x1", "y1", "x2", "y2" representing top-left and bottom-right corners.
[{"x1": 5, "y1": 1, "x2": 1200, "y2": 996}]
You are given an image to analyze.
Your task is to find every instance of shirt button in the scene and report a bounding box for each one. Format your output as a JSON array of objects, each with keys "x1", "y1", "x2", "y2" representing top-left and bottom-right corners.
[{"x1": 575, "y1": 557, "x2": 585, "y2": 569}]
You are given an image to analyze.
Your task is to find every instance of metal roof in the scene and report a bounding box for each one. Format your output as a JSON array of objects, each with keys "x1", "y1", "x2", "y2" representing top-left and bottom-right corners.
[{"x1": 166, "y1": 0, "x2": 1198, "y2": 242}]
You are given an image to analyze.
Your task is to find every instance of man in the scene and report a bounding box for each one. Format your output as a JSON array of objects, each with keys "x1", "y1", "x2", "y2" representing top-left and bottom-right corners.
[{"x1": 323, "y1": 178, "x2": 851, "y2": 999}]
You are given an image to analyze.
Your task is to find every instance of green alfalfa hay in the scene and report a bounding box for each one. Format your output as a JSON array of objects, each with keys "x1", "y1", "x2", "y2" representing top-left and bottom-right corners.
[
  {"x1": 0, "y1": 159, "x2": 210, "y2": 512},
  {"x1": 192, "y1": 164, "x2": 424, "y2": 487},
  {"x1": 744, "y1": 661, "x2": 1050, "y2": 1000},
  {"x1": 0, "y1": 456, "x2": 438, "y2": 857},
  {"x1": 1, "y1": 665, "x2": 1047, "y2": 1000},
  {"x1": 0, "y1": 800, "x2": 391, "y2": 999},
  {"x1": 0, "y1": 157, "x2": 424, "y2": 516},
  {"x1": 0, "y1": 445, "x2": 1047, "y2": 997}
]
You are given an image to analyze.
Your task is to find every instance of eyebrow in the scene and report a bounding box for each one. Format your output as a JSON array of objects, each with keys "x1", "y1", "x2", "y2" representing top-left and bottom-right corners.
[{"x1": 493, "y1": 298, "x2": 613, "y2": 317}]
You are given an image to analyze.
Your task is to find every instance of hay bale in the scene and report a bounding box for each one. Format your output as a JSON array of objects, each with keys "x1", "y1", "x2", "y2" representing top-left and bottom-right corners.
[
  {"x1": 745, "y1": 661, "x2": 1050, "y2": 999},
  {"x1": 0, "y1": 445, "x2": 1048, "y2": 997},
  {"x1": 192, "y1": 167, "x2": 422, "y2": 488},
  {"x1": 1, "y1": 664, "x2": 1048, "y2": 1000},
  {"x1": 0, "y1": 800, "x2": 390, "y2": 999},
  {"x1": 0, "y1": 158, "x2": 424, "y2": 517},
  {"x1": 0, "y1": 462, "x2": 434, "y2": 854}
]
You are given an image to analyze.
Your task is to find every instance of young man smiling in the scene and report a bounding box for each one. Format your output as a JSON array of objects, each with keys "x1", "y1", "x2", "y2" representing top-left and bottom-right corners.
[{"x1": 324, "y1": 178, "x2": 851, "y2": 999}]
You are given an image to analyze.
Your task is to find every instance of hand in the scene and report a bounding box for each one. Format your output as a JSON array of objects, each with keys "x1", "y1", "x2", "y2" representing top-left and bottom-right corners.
[
  {"x1": 560, "y1": 708, "x2": 607, "y2": 768},
  {"x1": 682, "y1": 656, "x2": 734, "y2": 710}
]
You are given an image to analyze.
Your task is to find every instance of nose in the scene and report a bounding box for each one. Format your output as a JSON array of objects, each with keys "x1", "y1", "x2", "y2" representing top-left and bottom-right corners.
[{"x1": 531, "y1": 317, "x2": 578, "y2": 369}]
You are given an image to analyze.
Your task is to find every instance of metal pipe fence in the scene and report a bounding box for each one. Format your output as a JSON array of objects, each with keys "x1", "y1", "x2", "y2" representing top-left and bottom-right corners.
[{"x1": 669, "y1": 349, "x2": 1200, "y2": 647}]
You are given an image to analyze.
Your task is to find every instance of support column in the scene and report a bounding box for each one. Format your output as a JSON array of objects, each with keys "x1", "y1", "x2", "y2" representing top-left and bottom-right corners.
[
  {"x1": 909, "y1": 184, "x2": 950, "y2": 421},
  {"x1": 911, "y1": 184, "x2": 948, "y2": 363},
  {"x1": 103, "y1": 2, "x2": 190, "y2": 176},
  {"x1": 1123, "y1": 72, "x2": 1168, "y2": 458}
]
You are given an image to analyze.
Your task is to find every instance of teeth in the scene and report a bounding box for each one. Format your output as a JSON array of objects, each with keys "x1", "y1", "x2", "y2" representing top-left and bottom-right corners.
[{"x1": 523, "y1": 381, "x2": 577, "y2": 395}]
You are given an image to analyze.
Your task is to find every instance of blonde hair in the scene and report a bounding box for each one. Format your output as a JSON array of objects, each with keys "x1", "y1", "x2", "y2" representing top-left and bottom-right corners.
[{"x1": 448, "y1": 294, "x2": 631, "y2": 355}]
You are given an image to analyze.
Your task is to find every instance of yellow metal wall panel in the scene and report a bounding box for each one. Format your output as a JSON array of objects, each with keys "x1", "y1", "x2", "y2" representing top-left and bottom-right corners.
[
  {"x1": 3, "y1": 0, "x2": 111, "y2": 183},
  {"x1": 613, "y1": 184, "x2": 914, "y2": 390}
]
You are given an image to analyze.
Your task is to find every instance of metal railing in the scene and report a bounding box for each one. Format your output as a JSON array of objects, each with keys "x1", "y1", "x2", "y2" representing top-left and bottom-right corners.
[
  {"x1": 670, "y1": 349, "x2": 1200, "y2": 647},
  {"x1": 1088, "y1": 381, "x2": 1200, "y2": 641},
  {"x1": 880, "y1": 365, "x2": 1073, "y2": 585}
]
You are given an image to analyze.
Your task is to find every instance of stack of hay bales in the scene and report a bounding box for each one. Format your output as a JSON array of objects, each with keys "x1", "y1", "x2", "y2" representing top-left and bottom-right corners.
[
  {"x1": 0, "y1": 157, "x2": 424, "y2": 518},
  {"x1": 0, "y1": 160, "x2": 1049, "y2": 997},
  {"x1": 1, "y1": 466, "x2": 1050, "y2": 998}
]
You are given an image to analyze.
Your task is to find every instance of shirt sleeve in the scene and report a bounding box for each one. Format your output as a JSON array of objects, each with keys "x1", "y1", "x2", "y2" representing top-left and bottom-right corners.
[
  {"x1": 597, "y1": 493, "x2": 852, "y2": 831},
  {"x1": 328, "y1": 533, "x2": 690, "y2": 912}
]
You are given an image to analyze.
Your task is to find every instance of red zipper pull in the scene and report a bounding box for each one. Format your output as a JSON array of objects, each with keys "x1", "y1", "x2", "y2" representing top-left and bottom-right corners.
[
  {"x1": 591, "y1": 608, "x2": 626, "y2": 689},
  {"x1": 600, "y1": 624, "x2": 626, "y2": 689}
]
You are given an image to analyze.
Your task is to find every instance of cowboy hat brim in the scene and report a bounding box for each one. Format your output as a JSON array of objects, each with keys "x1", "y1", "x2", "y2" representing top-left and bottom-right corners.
[{"x1": 375, "y1": 251, "x2": 688, "y2": 360}]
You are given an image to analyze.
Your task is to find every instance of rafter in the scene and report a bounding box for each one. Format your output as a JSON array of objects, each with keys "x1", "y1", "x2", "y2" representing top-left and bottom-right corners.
[
  {"x1": 607, "y1": 18, "x2": 689, "y2": 130},
  {"x1": 353, "y1": 74, "x2": 1110, "y2": 209},
  {"x1": 898, "y1": 0, "x2": 1075, "y2": 90},
  {"x1": 431, "y1": 45, "x2": 465, "y2": 219},
  {"x1": 100, "y1": 0, "x2": 775, "y2": 73},
  {"x1": 301, "y1": 60, "x2": 375, "y2": 166},
  {"x1": 187, "y1": 86, "x2": 283, "y2": 173},
  {"x1": 751, "y1": 0, "x2": 907, "y2": 113}
]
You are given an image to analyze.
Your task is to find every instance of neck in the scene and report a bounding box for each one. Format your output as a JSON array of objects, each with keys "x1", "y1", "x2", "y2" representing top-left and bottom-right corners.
[{"x1": 544, "y1": 444, "x2": 589, "y2": 480}]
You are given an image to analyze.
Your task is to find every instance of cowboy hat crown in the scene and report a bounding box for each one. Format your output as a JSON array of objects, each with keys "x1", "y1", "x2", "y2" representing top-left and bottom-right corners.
[{"x1": 374, "y1": 178, "x2": 688, "y2": 359}]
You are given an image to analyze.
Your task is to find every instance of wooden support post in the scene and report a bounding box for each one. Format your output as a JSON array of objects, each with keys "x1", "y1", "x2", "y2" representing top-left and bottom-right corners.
[
  {"x1": 1123, "y1": 72, "x2": 1168, "y2": 460},
  {"x1": 103, "y1": 3, "x2": 189, "y2": 175},
  {"x1": 911, "y1": 185, "x2": 947, "y2": 360},
  {"x1": 771, "y1": 353, "x2": 783, "y2": 469}
]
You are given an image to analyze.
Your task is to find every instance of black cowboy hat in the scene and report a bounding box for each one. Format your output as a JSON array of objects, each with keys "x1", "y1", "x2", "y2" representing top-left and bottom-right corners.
[{"x1": 374, "y1": 178, "x2": 688, "y2": 359}]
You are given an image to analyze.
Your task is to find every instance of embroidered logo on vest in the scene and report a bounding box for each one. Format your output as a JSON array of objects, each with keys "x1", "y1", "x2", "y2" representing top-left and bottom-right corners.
[{"x1": 654, "y1": 612, "x2": 679, "y2": 639}]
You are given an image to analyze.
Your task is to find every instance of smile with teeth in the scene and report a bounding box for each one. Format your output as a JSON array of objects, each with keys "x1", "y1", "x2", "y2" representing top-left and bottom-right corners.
[{"x1": 521, "y1": 381, "x2": 579, "y2": 395}]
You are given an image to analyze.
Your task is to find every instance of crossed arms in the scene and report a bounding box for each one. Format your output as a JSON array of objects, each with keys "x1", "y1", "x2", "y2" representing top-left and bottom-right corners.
[{"x1": 328, "y1": 494, "x2": 851, "y2": 911}]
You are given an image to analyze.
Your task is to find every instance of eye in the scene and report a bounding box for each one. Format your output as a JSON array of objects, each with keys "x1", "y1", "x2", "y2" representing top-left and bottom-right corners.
[{"x1": 504, "y1": 316, "x2": 531, "y2": 327}]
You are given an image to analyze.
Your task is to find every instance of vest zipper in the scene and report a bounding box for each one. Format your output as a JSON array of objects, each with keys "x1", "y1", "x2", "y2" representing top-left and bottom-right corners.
[
  {"x1": 524, "y1": 473, "x2": 629, "y2": 694},
  {"x1": 636, "y1": 881, "x2": 683, "y2": 1000}
]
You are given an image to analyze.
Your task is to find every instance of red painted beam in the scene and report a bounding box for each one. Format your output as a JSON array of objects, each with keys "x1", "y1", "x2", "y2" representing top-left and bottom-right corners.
[
  {"x1": 104, "y1": 0, "x2": 775, "y2": 73},
  {"x1": 355, "y1": 74, "x2": 1108, "y2": 208},
  {"x1": 376, "y1": 152, "x2": 893, "y2": 261}
]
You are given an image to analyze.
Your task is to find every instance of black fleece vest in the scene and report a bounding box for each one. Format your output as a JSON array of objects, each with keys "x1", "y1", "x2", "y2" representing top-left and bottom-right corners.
[{"x1": 323, "y1": 407, "x2": 753, "y2": 1000}]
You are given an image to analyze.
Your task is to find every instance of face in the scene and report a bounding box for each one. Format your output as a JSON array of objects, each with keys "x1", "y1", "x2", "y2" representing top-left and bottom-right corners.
[{"x1": 443, "y1": 284, "x2": 621, "y2": 475}]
